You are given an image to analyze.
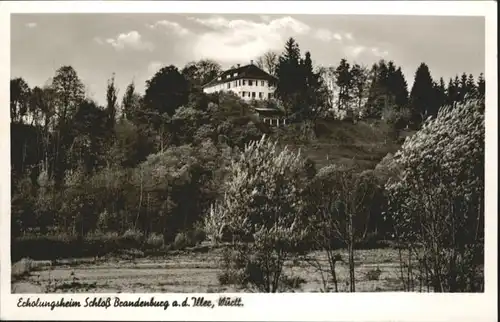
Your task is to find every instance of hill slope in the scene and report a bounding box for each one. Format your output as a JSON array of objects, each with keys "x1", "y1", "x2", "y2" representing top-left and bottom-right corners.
[{"x1": 272, "y1": 119, "x2": 409, "y2": 170}]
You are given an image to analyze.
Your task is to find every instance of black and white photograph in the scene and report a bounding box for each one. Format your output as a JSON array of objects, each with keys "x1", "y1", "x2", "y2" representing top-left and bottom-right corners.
[{"x1": 1, "y1": 1, "x2": 497, "y2": 321}]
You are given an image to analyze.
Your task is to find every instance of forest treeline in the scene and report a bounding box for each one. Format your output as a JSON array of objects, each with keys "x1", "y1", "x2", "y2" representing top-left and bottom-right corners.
[{"x1": 10, "y1": 37, "x2": 484, "y2": 292}]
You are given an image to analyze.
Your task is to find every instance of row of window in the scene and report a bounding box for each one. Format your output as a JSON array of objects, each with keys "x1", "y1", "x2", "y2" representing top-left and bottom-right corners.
[
  {"x1": 240, "y1": 92, "x2": 274, "y2": 99},
  {"x1": 227, "y1": 79, "x2": 270, "y2": 89},
  {"x1": 218, "y1": 72, "x2": 239, "y2": 81}
]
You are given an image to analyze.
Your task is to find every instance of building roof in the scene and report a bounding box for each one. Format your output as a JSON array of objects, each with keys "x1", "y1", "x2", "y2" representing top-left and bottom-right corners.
[
  {"x1": 255, "y1": 107, "x2": 285, "y2": 116},
  {"x1": 202, "y1": 63, "x2": 278, "y2": 88}
]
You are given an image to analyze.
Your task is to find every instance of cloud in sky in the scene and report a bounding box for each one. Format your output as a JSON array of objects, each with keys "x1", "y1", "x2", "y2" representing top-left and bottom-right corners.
[
  {"x1": 370, "y1": 47, "x2": 389, "y2": 58},
  {"x1": 177, "y1": 15, "x2": 384, "y2": 63},
  {"x1": 185, "y1": 16, "x2": 312, "y2": 63},
  {"x1": 98, "y1": 31, "x2": 154, "y2": 51},
  {"x1": 25, "y1": 22, "x2": 37, "y2": 28},
  {"x1": 314, "y1": 28, "x2": 343, "y2": 42},
  {"x1": 147, "y1": 20, "x2": 190, "y2": 36},
  {"x1": 345, "y1": 45, "x2": 367, "y2": 58}
]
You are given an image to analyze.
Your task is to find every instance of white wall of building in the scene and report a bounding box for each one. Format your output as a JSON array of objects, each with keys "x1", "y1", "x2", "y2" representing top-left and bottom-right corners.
[{"x1": 203, "y1": 78, "x2": 276, "y2": 101}]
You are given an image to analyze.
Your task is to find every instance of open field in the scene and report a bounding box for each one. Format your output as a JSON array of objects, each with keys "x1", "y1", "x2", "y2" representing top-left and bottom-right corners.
[{"x1": 12, "y1": 247, "x2": 409, "y2": 293}]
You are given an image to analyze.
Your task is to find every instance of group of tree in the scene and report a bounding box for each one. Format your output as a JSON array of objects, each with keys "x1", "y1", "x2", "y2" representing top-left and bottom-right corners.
[
  {"x1": 205, "y1": 95, "x2": 484, "y2": 292},
  {"x1": 10, "y1": 62, "x2": 263, "y2": 242},
  {"x1": 273, "y1": 38, "x2": 325, "y2": 120},
  {"x1": 10, "y1": 36, "x2": 485, "y2": 293},
  {"x1": 314, "y1": 52, "x2": 485, "y2": 130}
]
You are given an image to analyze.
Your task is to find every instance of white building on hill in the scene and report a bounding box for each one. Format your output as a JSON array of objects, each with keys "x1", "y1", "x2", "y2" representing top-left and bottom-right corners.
[{"x1": 202, "y1": 61, "x2": 277, "y2": 101}]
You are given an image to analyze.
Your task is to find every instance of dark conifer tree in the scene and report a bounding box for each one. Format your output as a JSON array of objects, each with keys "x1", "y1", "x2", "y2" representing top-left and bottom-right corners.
[
  {"x1": 434, "y1": 77, "x2": 447, "y2": 111},
  {"x1": 302, "y1": 51, "x2": 323, "y2": 116},
  {"x1": 459, "y1": 72, "x2": 468, "y2": 102},
  {"x1": 477, "y1": 73, "x2": 485, "y2": 98},
  {"x1": 453, "y1": 75, "x2": 461, "y2": 104},
  {"x1": 275, "y1": 37, "x2": 303, "y2": 116},
  {"x1": 392, "y1": 67, "x2": 409, "y2": 109},
  {"x1": 446, "y1": 77, "x2": 459, "y2": 107},
  {"x1": 466, "y1": 73, "x2": 477, "y2": 99},
  {"x1": 409, "y1": 62, "x2": 435, "y2": 124}
]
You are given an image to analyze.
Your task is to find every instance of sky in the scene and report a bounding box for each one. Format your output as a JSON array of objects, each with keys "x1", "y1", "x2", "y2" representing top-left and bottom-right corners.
[{"x1": 11, "y1": 13, "x2": 485, "y2": 105}]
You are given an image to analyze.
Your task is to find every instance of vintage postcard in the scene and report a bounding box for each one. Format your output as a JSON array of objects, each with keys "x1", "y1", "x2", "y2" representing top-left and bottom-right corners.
[{"x1": 0, "y1": 1, "x2": 497, "y2": 321}]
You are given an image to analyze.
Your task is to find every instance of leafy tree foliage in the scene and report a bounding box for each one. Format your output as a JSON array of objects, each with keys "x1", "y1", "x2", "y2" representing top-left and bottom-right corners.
[
  {"x1": 182, "y1": 59, "x2": 222, "y2": 88},
  {"x1": 386, "y1": 99, "x2": 484, "y2": 292},
  {"x1": 106, "y1": 74, "x2": 118, "y2": 129},
  {"x1": 350, "y1": 64, "x2": 369, "y2": 117},
  {"x1": 68, "y1": 99, "x2": 111, "y2": 174},
  {"x1": 305, "y1": 164, "x2": 380, "y2": 291},
  {"x1": 121, "y1": 82, "x2": 142, "y2": 121},
  {"x1": 255, "y1": 51, "x2": 278, "y2": 76},
  {"x1": 51, "y1": 66, "x2": 85, "y2": 124},
  {"x1": 205, "y1": 137, "x2": 311, "y2": 292},
  {"x1": 10, "y1": 78, "x2": 31, "y2": 123},
  {"x1": 144, "y1": 65, "x2": 190, "y2": 116},
  {"x1": 334, "y1": 59, "x2": 353, "y2": 114}
]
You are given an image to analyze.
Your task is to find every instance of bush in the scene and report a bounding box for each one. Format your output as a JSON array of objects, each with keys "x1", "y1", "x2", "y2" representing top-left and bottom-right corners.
[
  {"x1": 189, "y1": 225, "x2": 206, "y2": 245},
  {"x1": 382, "y1": 106, "x2": 411, "y2": 130},
  {"x1": 12, "y1": 234, "x2": 78, "y2": 262},
  {"x1": 122, "y1": 229, "x2": 144, "y2": 247},
  {"x1": 205, "y1": 136, "x2": 311, "y2": 292},
  {"x1": 11, "y1": 232, "x2": 127, "y2": 262},
  {"x1": 365, "y1": 267, "x2": 382, "y2": 281},
  {"x1": 386, "y1": 99, "x2": 484, "y2": 292},
  {"x1": 217, "y1": 247, "x2": 246, "y2": 286},
  {"x1": 172, "y1": 232, "x2": 197, "y2": 250}
]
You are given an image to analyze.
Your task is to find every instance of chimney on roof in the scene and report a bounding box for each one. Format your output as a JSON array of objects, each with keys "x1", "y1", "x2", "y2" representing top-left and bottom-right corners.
[
  {"x1": 250, "y1": 60, "x2": 254, "y2": 65},
  {"x1": 237, "y1": 63, "x2": 240, "y2": 68}
]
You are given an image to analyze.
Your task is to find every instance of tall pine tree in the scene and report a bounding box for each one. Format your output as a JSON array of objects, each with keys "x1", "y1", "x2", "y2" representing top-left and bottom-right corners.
[
  {"x1": 409, "y1": 62, "x2": 435, "y2": 124},
  {"x1": 275, "y1": 37, "x2": 303, "y2": 116},
  {"x1": 275, "y1": 38, "x2": 321, "y2": 120},
  {"x1": 477, "y1": 73, "x2": 485, "y2": 98},
  {"x1": 458, "y1": 72, "x2": 468, "y2": 102},
  {"x1": 302, "y1": 51, "x2": 323, "y2": 117},
  {"x1": 391, "y1": 67, "x2": 409, "y2": 109},
  {"x1": 446, "y1": 77, "x2": 459, "y2": 107},
  {"x1": 466, "y1": 74, "x2": 477, "y2": 99},
  {"x1": 434, "y1": 77, "x2": 447, "y2": 111}
]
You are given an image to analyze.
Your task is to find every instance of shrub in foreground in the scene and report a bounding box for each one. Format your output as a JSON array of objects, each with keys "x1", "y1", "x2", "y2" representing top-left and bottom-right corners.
[
  {"x1": 386, "y1": 99, "x2": 484, "y2": 292},
  {"x1": 205, "y1": 136, "x2": 311, "y2": 292}
]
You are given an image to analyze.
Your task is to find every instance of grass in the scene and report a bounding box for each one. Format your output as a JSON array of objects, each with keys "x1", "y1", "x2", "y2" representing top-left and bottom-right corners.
[
  {"x1": 275, "y1": 119, "x2": 405, "y2": 170},
  {"x1": 12, "y1": 247, "x2": 408, "y2": 293},
  {"x1": 365, "y1": 267, "x2": 383, "y2": 281}
]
